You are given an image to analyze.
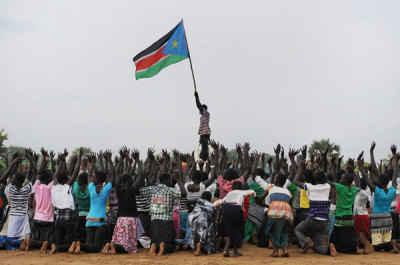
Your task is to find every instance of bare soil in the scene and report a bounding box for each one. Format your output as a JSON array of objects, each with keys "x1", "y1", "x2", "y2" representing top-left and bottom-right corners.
[{"x1": 0, "y1": 242, "x2": 398, "y2": 265}]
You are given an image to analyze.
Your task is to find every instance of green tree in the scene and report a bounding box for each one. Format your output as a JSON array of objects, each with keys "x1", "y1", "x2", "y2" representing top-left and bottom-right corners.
[
  {"x1": 0, "y1": 129, "x2": 8, "y2": 154},
  {"x1": 309, "y1": 139, "x2": 340, "y2": 157},
  {"x1": 71, "y1": 147, "x2": 93, "y2": 157}
]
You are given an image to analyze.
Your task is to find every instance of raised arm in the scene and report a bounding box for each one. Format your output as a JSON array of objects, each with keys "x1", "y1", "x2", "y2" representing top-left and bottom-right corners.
[
  {"x1": 53, "y1": 153, "x2": 66, "y2": 185},
  {"x1": 294, "y1": 159, "x2": 306, "y2": 188},
  {"x1": 288, "y1": 148, "x2": 300, "y2": 182},
  {"x1": 234, "y1": 144, "x2": 242, "y2": 173},
  {"x1": 67, "y1": 147, "x2": 84, "y2": 186},
  {"x1": 369, "y1": 141, "x2": 379, "y2": 178},
  {"x1": 98, "y1": 151, "x2": 105, "y2": 173},
  {"x1": 242, "y1": 142, "x2": 251, "y2": 180},
  {"x1": 391, "y1": 145, "x2": 398, "y2": 188},
  {"x1": 0, "y1": 156, "x2": 22, "y2": 183},
  {"x1": 203, "y1": 151, "x2": 217, "y2": 187},
  {"x1": 273, "y1": 144, "x2": 281, "y2": 173},
  {"x1": 131, "y1": 149, "x2": 144, "y2": 191},
  {"x1": 357, "y1": 160, "x2": 375, "y2": 192},
  {"x1": 24, "y1": 149, "x2": 38, "y2": 183},
  {"x1": 194, "y1": 91, "x2": 203, "y2": 112},
  {"x1": 251, "y1": 151, "x2": 260, "y2": 178}
]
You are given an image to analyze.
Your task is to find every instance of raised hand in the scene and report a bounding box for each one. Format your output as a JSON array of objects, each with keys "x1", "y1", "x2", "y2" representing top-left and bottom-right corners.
[
  {"x1": 273, "y1": 144, "x2": 281, "y2": 156},
  {"x1": 210, "y1": 140, "x2": 219, "y2": 151},
  {"x1": 243, "y1": 142, "x2": 250, "y2": 153},
  {"x1": 300, "y1": 145, "x2": 307, "y2": 159},
  {"x1": 288, "y1": 148, "x2": 300, "y2": 161},
  {"x1": 236, "y1": 143, "x2": 242, "y2": 154},
  {"x1": 79, "y1": 147, "x2": 85, "y2": 157},
  {"x1": 103, "y1": 149, "x2": 112, "y2": 161},
  {"x1": 357, "y1": 151, "x2": 364, "y2": 162},
  {"x1": 161, "y1": 149, "x2": 170, "y2": 161},
  {"x1": 63, "y1": 148, "x2": 69, "y2": 158},
  {"x1": 220, "y1": 145, "x2": 227, "y2": 155},
  {"x1": 119, "y1": 146, "x2": 128, "y2": 158},
  {"x1": 40, "y1": 147, "x2": 49, "y2": 158},
  {"x1": 370, "y1": 141, "x2": 376, "y2": 153},
  {"x1": 330, "y1": 153, "x2": 337, "y2": 164},
  {"x1": 391, "y1": 144, "x2": 397, "y2": 155},
  {"x1": 172, "y1": 149, "x2": 180, "y2": 161},
  {"x1": 280, "y1": 147, "x2": 285, "y2": 160},
  {"x1": 267, "y1": 157, "x2": 273, "y2": 165},
  {"x1": 49, "y1": 150, "x2": 55, "y2": 160},
  {"x1": 131, "y1": 149, "x2": 140, "y2": 161},
  {"x1": 147, "y1": 148, "x2": 155, "y2": 161}
]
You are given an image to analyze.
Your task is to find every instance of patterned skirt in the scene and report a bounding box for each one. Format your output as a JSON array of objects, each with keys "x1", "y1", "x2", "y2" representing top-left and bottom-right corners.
[
  {"x1": 111, "y1": 217, "x2": 144, "y2": 254},
  {"x1": 370, "y1": 213, "x2": 392, "y2": 234}
]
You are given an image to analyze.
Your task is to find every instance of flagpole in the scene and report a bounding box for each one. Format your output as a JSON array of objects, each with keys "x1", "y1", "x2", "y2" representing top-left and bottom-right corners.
[{"x1": 182, "y1": 20, "x2": 197, "y2": 92}]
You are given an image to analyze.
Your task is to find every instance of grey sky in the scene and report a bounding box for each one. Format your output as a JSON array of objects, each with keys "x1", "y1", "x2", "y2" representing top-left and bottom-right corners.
[{"x1": 1, "y1": 0, "x2": 399, "y2": 160}]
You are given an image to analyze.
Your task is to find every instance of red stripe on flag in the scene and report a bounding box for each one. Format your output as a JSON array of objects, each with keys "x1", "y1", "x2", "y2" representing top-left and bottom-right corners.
[{"x1": 135, "y1": 46, "x2": 168, "y2": 71}]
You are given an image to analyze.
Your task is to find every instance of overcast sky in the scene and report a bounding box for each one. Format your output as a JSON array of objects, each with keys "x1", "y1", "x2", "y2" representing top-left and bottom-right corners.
[{"x1": 0, "y1": 0, "x2": 399, "y2": 160}]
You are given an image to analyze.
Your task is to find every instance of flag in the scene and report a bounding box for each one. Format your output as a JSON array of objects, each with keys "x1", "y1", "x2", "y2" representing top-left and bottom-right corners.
[{"x1": 133, "y1": 21, "x2": 189, "y2": 80}]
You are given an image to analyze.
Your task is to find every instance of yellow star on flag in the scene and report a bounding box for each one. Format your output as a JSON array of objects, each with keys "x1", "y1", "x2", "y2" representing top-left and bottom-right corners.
[{"x1": 172, "y1": 40, "x2": 178, "y2": 48}]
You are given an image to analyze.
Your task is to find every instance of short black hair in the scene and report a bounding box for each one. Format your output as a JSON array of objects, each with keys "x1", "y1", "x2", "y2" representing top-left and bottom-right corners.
[
  {"x1": 303, "y1": 169, "x2": 316, "y2": 185},
  {"x1": 275, "y1": 174, "x2": 287, "y2": 187},
  {"x1": 160, "y1": 173, "x2": 172, "y2": 184},
  {"x1": 201, "y1": 191, "x2": 212, "y2": 202},
  {"x1": 57, "y1": 172, "x2": 69, "y2": 184},
  {"x1": 314, "y1": 171, "x2": 327, "y2": 184},
  {"x1": 256, "y1": 168, "x2": 265, "y2": 178},
  {"x1": 360, "y1": 177, "x2": 368, "y2": 190},
  {"x1": 121, "y1": 174, "x2": 134, "y2": 185},
  {"x1": 78, "y1": 172, "x2": 88, "y2": 186},
  {"x1": 95, "y1": 171, "x2": 106, "y2": 183},
  {"x1": 378, "y1": 173, "x2": 390, "y2": 188},
  {"x1": 232, "y1": 181, "x2": 243, "y2": 190},
  {"x1": 340, "y1": 173, "x2": 354, "y2": 186},
  {"x1": 192, "y1": 170, "x2": 203, "y2": 183},
  {"x1": 39, "y1": 169, "x2": 52, "y2": 184},
  {"x1": 224, "y1": 168, "x2": 239, "y2": 181},
  {"x1": 13, "y1": 172, "x2": 26, "y2": 186}
]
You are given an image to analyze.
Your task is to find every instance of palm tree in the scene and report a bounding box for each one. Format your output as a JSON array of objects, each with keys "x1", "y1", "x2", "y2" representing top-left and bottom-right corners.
[{"x1": 308, "y1": 139, "x2": 340, "y2": 157}]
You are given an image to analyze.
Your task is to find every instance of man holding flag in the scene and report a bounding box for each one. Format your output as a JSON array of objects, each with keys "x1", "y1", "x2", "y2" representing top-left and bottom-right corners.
[{"x1": 133, "y1": 20, "x2": 212, "y2": 162}]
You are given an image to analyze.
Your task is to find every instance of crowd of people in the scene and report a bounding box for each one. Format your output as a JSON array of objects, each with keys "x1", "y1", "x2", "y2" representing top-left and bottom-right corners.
[{"x1": 0, "y1": 140, "x2": 399, "y2": 259}]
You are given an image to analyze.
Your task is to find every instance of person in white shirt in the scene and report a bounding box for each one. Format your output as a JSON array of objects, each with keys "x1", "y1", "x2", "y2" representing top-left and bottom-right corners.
[
  {"x1": 354, "y1": 177, "x2": 372, "y2": 246},
  {"x1": 213, "y1": 181, "x2": 255, "y2": 257}
]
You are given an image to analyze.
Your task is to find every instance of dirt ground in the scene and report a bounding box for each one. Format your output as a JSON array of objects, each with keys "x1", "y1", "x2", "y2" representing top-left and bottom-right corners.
[{"x1": 0, "y1": 242, "x2": 399, "y2": 265}]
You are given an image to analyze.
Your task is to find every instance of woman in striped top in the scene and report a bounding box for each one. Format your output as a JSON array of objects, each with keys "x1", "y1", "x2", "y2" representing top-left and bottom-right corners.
[{"x1": 194, "y1": 91, "x2": 211, "y2": 161}]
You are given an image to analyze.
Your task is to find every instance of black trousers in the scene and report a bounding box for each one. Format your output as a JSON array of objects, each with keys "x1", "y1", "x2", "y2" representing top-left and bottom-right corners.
[
  {"x1": 55, "y1": 219, "x2": 75, "y2": 252},
  {"x1": 75, "y1": 216, "x2": 87, "y2": 242},
  {"x1": 151, "y1": 220, "x2": 176, "y2": 253},
  {"x1": 82, "y1": 225, "x2": 108, "y2": 253},
  {"x1": 199, "y1": 134, "x2": 210, "y2": 161}
]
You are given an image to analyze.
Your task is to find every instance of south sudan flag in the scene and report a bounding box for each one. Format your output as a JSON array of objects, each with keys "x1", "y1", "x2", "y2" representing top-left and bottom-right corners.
[{"x1": 133, "y1": 21, "x2": 189, "y2": 80}]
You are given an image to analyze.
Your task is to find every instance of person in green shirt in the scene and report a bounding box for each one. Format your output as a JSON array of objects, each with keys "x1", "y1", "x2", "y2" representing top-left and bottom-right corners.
[
  {"x1": 328, "y1": 166, "x2": 364, "y2": 255},
  {"x1": 71, "y1": 172, "x2": 90, "y2": 254}
]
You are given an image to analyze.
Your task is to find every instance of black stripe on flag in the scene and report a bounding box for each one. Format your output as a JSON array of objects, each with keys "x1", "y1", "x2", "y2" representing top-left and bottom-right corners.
[{"x1": 133, "y1": 22, "x2": 180, "y2": 63}]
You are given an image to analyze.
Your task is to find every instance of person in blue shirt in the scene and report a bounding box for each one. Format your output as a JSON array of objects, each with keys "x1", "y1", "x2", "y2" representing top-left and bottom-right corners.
[{"x1": 358, "y1": 144, "x2": 398, "y2": 253}]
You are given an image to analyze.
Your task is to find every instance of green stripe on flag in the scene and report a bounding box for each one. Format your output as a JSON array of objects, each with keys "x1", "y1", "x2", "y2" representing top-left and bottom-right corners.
[{"x1": 136, "y1": 55, "x2": 188, "y2": 80}]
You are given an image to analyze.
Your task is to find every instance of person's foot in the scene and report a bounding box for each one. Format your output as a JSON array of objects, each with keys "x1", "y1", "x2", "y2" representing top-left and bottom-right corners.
[
  {"x1": 74, "y1": 241, "x2": 81, "y2": 254},
  {"x1": 24, "y1": 238, "x2": 30, "y2": 251},
  {"x1": 356, "y1": 246, "x2": 362, "y2": 255},
  {"x1": 232, "y1": 249, "x2": 243, "y2": 257},
  {"x1": 252, "y1": 232, "x2": 258, "y2": 245},
  {"x1": 282, "y1": 245, "x2": 290, "y2": 257},
  {"x1": 40, "y1": 241, "x2": 48, "y2": 254},
  {"x1": 102, "y1": 243, "x2": 110, "y2": 255},
  {"x1": 149, "y1": 243, "x2": 156, "y2": 256},
  {"x1": 68, "y1": 241, "x2": 76, "y2": 254},
  {"x1": 20, "y1": 238, "x2": 27, "y2": 251},
  {"x1": 329, "y1": 243, "x2": 337, "y2": 257},
  {"x1": 302, "y1": 237, "x2": 314, "y2": 254},
  {"x1": 194, "y1": 242, "x2": 201, "y2": 256},
  {"x1": 182, "y1": 244, "x2": 189, "y2": 251},
  {"x1": 223, "y1": 251, "x2": 230, "y2": 257},
  {"x1": 392, "y1": 239, "x2": 399, "y2": 254},
  {"x1": 268, "y1": 239, "x2": 273, "y2": 249},
  {"x1": 270, "y1": 251, "x2": 278, "y2": 257},
  {"x1": 49, "y1": 243, "x2": 56, "y2": 254},
  {"x1": 157, "y1": 242, "x2": 164, "y2": 256},
  {"x1": 110, "y1": 243, "x2": 116, "y2": 255}
]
